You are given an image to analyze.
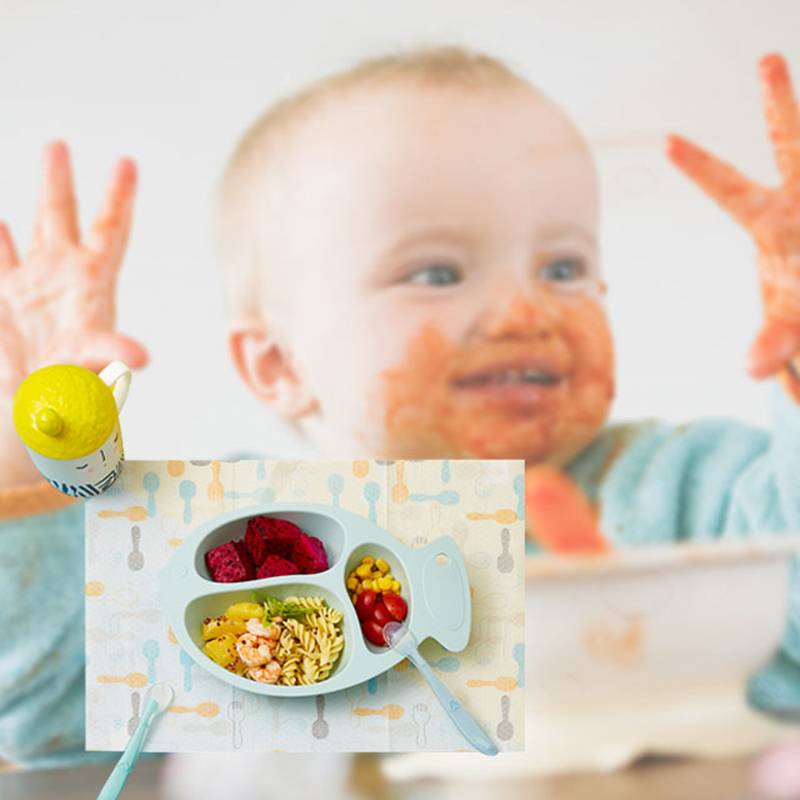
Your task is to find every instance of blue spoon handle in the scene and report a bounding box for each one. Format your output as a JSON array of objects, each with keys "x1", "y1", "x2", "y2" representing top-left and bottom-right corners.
[
  {"x1": 96, "y1": 699, "x2": 158, "y2": 799},
  {"x1": 408, "y1": 649, "x2": 497, "y2": 756}
]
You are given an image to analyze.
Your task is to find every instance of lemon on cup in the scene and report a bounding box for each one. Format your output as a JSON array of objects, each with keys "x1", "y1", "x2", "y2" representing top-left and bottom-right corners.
[{"x1": 12, "y1": 361, "x2": 132, "y2": 497}]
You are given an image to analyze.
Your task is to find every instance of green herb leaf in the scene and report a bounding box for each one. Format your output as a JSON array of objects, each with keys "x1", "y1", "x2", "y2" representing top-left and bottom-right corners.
[{"x1": 259, "y1": 595, "x2": 312, "y2": 622}]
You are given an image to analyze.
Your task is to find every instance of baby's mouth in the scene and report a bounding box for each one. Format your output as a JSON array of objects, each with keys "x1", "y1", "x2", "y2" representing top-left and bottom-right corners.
[
  {"x1": 449, "y1": 357, "x2": 565, "y2": 409},
  {"x1": 452, "y1": 368, "x2": 561, "y2": 388}
]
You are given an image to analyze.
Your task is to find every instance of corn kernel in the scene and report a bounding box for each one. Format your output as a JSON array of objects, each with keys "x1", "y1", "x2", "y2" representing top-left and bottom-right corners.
[
  {"x1": 361, "y1": 556, "x2": 374, "y2": 566},
  {"x1": 378, "y1": 576, "x2": 392, "y2": 591},
  {"x1": 375, "y1": 558, "x2": 390, "y2": 573},
  {"x1": 371, "y1": 570, "x2": 383, "y2": 581},
  {"x1": 384, "y1": 573, "x2": 394, "y2": 583},
  {"x1": 355, "y1": 563, "x2": 372, "y2": 578},
  {"x1": 346, "y1": 577, "x2": 358, "y2": 591},
  {"x1": 351, "y1": 593, "x2": 358, "y2": 604},
  {"x1": 391, "y1": 580, "x2": 401, "y2": 593},
  {"x1": 355, "y1": 583, "x2": 364, "y2": 594}
]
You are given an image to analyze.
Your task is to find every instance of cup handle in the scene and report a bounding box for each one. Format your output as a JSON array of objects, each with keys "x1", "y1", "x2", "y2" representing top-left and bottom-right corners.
[{"x1": 99, "y1": 361, "x2": 132, "y2": 413}]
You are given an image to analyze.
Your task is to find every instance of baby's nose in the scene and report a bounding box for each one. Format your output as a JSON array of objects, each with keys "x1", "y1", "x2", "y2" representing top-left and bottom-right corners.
[{"x1": 479, "y1": 293, "x2": 557, "y2": 340}]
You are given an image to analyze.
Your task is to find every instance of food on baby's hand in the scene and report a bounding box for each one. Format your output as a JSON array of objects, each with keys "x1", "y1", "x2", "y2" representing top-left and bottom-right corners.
[
  {"x1": 204, "y1": 541, "x2": 255, "y2": 583},
  {"x1": 349, "y1": 554, "x2": 409, "y2": 647},
  {"x1": 200, "y1": 594, "x2": 344, "y2": 685},
  {"x1": 204, "y1": 515, "x2": 330, "y2": 583}
]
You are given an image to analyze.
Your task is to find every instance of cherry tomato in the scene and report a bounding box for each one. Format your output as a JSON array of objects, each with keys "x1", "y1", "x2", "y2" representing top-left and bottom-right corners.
[
  {"x1": 361, "y1": 618, "x2": 387, "y2": 647},
  {"x1": 382, "y1": 592, "x2": 408, "y2": 622},
  {"x1": 371, "y1": 600, "x2": 394, "y2": 627},
  {"x1": 355, "y1": 589, "x2": 378, "y2": 621}
]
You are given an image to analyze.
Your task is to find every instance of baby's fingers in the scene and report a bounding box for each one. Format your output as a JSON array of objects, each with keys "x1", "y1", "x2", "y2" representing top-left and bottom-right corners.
[
  {"x1": 525, "y1": 465, "x2": 609, "y2": 554},
  {"x1": 747, "y1": 318, "x2": 800, "y2": 378},
  {"x1": 760, "y1": 54, "x2": 800, "y2": 189},
  {"x1": 0, "y1": 222, "x2": 19, "y2": 273},
  {"x1": 30, "y1": 141, "x2": 80, "y2": 250},
  {"x1": 666, "y1": 134, "x2": 768, "y2": 229},
  {"x1": 70, "y1": 331, "x2": 149, "y2": 374},
  {"x1": 0, "y1": 301, "x2": 25, "y2": 392},
  {"x1": 87, "y1": 158, "x2": 137, "y2": 268}
]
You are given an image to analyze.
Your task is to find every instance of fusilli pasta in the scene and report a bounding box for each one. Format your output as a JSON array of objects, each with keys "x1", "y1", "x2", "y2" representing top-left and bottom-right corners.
[{"x1": 275, "y1": 596, "x2": 345, "y2": 686}]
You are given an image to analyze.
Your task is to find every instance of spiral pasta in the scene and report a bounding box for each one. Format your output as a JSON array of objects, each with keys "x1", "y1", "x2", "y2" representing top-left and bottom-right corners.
[
  {"x1": 283, "y1": 595, "x2": 327, "y2": 612},
  {"x1": 275, "y1": 597, "x2": 345, "y2": 686}
]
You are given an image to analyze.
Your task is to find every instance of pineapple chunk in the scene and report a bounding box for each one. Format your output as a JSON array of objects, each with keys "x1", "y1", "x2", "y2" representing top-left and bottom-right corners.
[
  {"x1": 227, "y1": 656, "x2": 249, "y2": 676},
  {"x1": 203, "y1": 634, "x2": 238, "y2": 668},
  {"x1": 202, "y1": 615, "x2": 246, "y2": 641},
  {"x1": 224, "y1": 601, "x2": 264, "y2": 621}
]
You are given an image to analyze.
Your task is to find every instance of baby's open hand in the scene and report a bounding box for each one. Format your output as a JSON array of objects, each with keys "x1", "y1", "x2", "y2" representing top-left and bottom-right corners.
[
  {"x1": 0, "y1": 142, "x2": 147, "y2": 486},
  {"x1": 0, "y1": 141, "x2": 147, "y2": 396},
  {"x1": 668, "y1": 54, "x2": 800, "y2": 381}
]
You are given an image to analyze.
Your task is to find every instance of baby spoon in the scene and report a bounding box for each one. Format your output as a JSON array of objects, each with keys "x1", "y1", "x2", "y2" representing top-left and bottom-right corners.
[
  {"x1": 98, "y1": 506, "x2": 148, "y2": 522},
  {"x1": 96, "y1": 682, "x2": 173, "y2": 800},
  {"x1": 409, "y1": 490, "x2": 460, "y2": 505},
  {"x1": 467, "y1": 509, "x2": 517, "y2": 524},
  {"x1": 383, "y1": 621, "x2": 497, "y2": 756}
]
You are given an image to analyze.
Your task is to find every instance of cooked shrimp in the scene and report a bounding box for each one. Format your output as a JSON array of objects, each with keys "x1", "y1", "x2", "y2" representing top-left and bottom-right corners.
[
  {"x1": 247, "y1": 661, "x2": 282, "y2": 684},
  {"x1": 245, "y1": 618, "x2": 280, "y2": 640},
  {"x1": 235, "y1": 633, "x2": 274, "y2": 667}
]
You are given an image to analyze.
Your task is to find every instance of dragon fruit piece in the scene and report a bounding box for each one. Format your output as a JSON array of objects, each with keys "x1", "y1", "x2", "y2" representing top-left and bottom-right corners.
[
  {"x1": 256, "y1": 554, "x2": 301, "y2": 579},
  {"x1": 205, "y1": 540, "x2": 254, "y2": 583},
  {"x1": 244, "y1": 516, "x2": 303, "y2": 565},
  {"x1": 291, "y1": 533, "x2": 329, "y2": 574}
]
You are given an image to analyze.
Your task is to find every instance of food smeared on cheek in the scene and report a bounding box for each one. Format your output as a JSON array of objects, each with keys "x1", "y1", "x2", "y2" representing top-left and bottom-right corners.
[
  {"x1": 556, "y1": 296, "x2": 616, "y2": 457},
  {"x1": 379, "y1": 324, "x2": 456, "y2": 458},
  {"x1": 377, "y1": 294, "x2": 615, "y2": 462}
]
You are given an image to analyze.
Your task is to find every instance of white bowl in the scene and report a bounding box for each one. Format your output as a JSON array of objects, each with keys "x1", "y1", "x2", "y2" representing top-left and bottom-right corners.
[{"x1": 384, "y1": 536, "x2": 800, "y2": 781}]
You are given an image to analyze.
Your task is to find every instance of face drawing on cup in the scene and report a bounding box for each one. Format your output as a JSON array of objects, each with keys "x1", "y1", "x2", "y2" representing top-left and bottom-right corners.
[
  {"x1": 34, "y1": 423, "x2": 125, "y2": 498},
  {"x1": 12, "y1": 360, "x2": 132, "y2": 498}
]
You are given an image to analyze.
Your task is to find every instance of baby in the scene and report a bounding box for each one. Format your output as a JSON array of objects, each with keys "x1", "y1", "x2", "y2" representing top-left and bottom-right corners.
[
  {"x1": 0, "y1": 46, "x2": 798, "y2": 774},
  {"x1": 216, "y1": 48, "x2": 800, "y2": 708}
]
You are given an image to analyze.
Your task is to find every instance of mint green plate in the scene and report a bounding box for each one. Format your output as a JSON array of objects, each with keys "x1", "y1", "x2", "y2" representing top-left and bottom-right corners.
[{"x1": 159, "y1": 503, "x2": 471, "y2": 696}]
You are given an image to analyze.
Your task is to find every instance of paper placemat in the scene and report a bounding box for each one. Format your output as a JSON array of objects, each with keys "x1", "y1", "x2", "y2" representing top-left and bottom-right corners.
[{"x1": 85, "y1": 459, "x2": 525, "y2": 752}]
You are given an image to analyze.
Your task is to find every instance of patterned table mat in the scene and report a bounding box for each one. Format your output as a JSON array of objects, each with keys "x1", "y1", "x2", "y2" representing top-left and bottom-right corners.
[{"x1": 85, "y1": 459, "x2": 525, "y2": 752}]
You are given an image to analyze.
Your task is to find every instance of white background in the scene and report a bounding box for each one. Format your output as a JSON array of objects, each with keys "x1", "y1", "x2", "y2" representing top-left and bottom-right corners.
[{"x1": 1, "y1": 0, "x2": 797, "y2": 459}]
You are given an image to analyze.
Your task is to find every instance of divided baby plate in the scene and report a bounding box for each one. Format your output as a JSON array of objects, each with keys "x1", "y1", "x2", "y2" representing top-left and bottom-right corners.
[{"x1": 159, "y1": 503, "x2": 471, "y2": 696}]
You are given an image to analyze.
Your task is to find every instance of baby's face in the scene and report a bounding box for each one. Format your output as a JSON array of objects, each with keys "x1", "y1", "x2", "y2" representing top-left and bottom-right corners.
[{"x1": 253, "y1": 83, "x2": 614, "y2": 462}]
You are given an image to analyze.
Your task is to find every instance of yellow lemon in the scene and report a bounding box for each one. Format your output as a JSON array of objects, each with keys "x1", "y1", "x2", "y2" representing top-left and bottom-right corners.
[{"x1": 13, "y1": 365, "x2": 118, "y2": 460}]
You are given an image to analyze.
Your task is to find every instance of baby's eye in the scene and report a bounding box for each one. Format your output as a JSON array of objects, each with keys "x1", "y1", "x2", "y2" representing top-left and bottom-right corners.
[
  {"x1": 538, "y1": 256, "x2": 587, "y2": 283},
  {"x1": 404, "y1": 263, "x2": 462, "y2": 287},
  {"x1": 76, "y1": 464, "x2": 88, "y2": 470}
]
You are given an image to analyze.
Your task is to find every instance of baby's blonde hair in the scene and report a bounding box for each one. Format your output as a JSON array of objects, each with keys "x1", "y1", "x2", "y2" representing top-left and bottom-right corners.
[{"x1": 216, "y1": 46, "x2": 532, "y2": 322}]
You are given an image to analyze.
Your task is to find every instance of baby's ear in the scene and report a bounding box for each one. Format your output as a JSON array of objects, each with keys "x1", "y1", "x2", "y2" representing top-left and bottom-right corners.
[{"x1": 228, "y1": 325, "x2": 318, "y2": 420}]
